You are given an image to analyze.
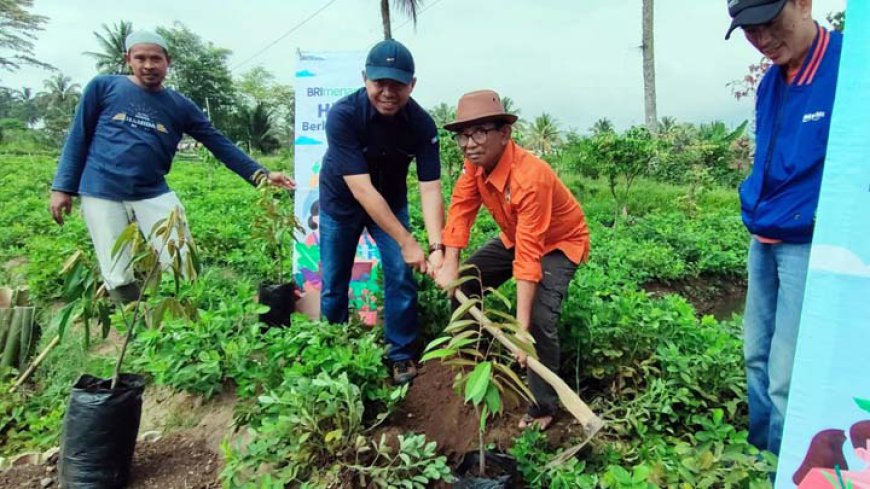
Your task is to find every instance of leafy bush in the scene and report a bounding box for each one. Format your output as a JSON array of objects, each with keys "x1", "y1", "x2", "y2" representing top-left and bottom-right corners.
[{"x1": 221, "y1": 373, "x2": 451, "y2": 488}]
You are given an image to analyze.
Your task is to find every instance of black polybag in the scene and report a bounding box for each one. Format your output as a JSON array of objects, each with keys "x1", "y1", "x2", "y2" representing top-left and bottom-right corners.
[
  {"x1": 258, "y1": 282, "x2": 297, "y2": 327},
  {"x1": 454, "y1": 450, "x2": 521, "y2": 489},
  {"x1": 59, "y1": 374, "x2": 145, "y2": 489}
]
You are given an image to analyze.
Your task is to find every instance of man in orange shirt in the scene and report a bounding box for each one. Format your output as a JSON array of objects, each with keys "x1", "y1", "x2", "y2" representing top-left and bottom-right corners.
[{"x1": 434, "y1": 90, "x2": 589, "y2": 430}]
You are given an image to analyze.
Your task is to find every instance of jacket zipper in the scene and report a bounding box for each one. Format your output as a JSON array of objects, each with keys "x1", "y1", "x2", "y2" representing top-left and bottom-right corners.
[{"x1": 753, "y1": 75, "x2": 791, "y2": 215}]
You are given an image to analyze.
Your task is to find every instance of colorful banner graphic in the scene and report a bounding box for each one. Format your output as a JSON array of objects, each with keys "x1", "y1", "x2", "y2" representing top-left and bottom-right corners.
[
  {"x1": 293, "y1": 51, "x2": 382, "y2": 325},
  {"x1": 777, "y1": 4, "x2": 870, "y2": 488}
]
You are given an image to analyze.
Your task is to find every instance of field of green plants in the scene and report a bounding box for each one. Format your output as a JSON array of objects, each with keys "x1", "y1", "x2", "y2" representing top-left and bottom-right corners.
[{"x1": 0, "y1": 120, "x2": 776, "y2": 488}]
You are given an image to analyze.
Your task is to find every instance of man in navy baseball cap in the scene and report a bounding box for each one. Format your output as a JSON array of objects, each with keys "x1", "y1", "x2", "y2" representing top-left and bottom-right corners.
[
  {"x1": 725, "y1": 0, "x2": 788, "y2": 39},
  {"x1": 365, "y1": 39, "x2": 415, "y2": 85},
  {"x1": 318, "y1": 37, "x2": 445, "y2": 385}
]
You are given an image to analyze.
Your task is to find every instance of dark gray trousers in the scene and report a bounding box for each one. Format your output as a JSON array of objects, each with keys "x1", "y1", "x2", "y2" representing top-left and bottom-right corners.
[{"x1": 455, "y1": 238, "x2": 578, "y2": 416}]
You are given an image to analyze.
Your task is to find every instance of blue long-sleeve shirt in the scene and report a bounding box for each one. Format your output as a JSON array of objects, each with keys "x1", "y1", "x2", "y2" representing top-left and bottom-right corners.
[{"x1": 52, "y1": 75, "x2": 264, "y2": 200}]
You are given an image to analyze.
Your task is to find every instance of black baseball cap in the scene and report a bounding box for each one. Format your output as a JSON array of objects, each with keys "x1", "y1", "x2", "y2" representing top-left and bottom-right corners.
[
  {"x1": 725, "y1": 0, "x2": 788, "y2": 39},
  {"x1": 365, "y1": 39, "x2": 415, "y2": 85}
]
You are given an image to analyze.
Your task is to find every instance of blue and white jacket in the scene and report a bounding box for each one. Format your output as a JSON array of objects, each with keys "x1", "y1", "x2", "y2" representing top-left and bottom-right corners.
[{"x1": 739, "y1": 26, "x2": 843, "y2": 243}]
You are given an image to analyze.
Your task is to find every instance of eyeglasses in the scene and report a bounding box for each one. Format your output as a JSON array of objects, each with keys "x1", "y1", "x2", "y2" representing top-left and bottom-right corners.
[{"x1": 453, "y1": 126, "x2": 501, "y2": 147}]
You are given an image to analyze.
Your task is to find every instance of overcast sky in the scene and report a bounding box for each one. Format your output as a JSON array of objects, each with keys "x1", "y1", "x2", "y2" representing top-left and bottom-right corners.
[{"x1": 1, "y1": 0, "x2": 847, "y2": 132}]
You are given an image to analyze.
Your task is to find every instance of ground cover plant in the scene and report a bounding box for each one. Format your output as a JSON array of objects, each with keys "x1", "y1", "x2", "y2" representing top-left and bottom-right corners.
[{"x1": 0, "y1": 126, "x2": 771, "y2": 487}]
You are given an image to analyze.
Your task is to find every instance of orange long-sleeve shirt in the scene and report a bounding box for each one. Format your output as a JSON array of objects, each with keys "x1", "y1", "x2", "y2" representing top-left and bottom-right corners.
[{"x1": 442, "y1": 141, "x2": 590, "y2": 282}]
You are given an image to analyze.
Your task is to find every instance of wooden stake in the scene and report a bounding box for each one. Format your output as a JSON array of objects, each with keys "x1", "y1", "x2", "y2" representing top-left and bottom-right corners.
[
  {"x1": 1, "y1": 308, "x2": 22, "y2": 369},
  {"x1": 0, "y1": 308, "x2": 12, "y2": 357},
  {"x1": 14, "y1": 288, "x2": 29, "y2": 307},
  {"x1": 18, "y1": 307, "x2": 35, "y2": 369},
  {"x1": 454, "y1": 290, "x2": 605, "y2": 438},
  {"x1": 10, "y1": 335, "x2": 60, "y2": 393},
  {"x1": 0, "y1": 287, "x2": 12, "y2": 308}
]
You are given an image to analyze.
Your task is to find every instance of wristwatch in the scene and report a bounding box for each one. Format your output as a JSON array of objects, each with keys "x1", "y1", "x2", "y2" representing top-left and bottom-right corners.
[{"x1": 429, "y1": 243, "x2": 445, "y2": 253}]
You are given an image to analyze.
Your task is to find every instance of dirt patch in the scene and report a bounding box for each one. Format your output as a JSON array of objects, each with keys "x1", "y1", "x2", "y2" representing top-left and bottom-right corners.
[
  {"x1": 376, "y1": 361, "x2": 586, "y2": 464},
  {"x1": 127, "y1": 432, "x2": 221, "y2": 489},
  {"x1": 2, "y1": 256, "x2": 27, "y2": 273},
  {"x1": 139, "y1": 385, "x2": 237, "y2": 453},
  {"x1": 0, "y1": 432, "x2": 220, "y2": 489},
  {"x1": 644, "y1": 274, "x2": 747, "y2": 320},
  {"x1": 0, "y1": 463, "x2": 47, "y2": 488}
]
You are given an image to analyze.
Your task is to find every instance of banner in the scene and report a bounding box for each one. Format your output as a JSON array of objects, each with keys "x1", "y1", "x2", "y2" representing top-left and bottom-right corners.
[
  {"x1": 292, "y1": 51, "x2": 382, "y2": 324},
  {"x1": 777, "y1": 4, "x2": 870, "y2": 488}
]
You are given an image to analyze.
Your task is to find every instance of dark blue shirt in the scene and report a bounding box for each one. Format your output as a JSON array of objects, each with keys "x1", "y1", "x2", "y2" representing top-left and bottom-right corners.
[
  {"x1": 320, "y1": 88, "x2": 440, "y2": 220},
  {"x1": 52, "y1": 75, "x2": 264, "y2": 200}
]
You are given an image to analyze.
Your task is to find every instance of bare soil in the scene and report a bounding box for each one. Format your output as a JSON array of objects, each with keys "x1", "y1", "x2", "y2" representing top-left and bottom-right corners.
[
  {"x1": 644, "y1": 274, "x2": 747, "y2": 320},
  {"x1": 374, "y1": 361, "x2": 586, "y2": 465},
  {"x1": 3, "y1": 344, "x2": 593, "y2": 488},
  {"x1": 0, "y1": 432, "x2": 220, "y2": 489}
]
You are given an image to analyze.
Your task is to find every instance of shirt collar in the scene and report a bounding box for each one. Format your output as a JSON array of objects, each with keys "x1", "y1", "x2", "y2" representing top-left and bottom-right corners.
[
  {"x1": 475, "y1": 140, "x2": 516, "y2": 192},
  {"x1": 790, "y1": 23, "x2": 830, "y2": 87}
]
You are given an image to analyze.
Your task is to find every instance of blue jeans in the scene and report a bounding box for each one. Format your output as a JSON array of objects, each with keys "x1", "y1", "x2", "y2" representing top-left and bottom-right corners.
[
  {"x1": 743, "y1": 238, "x2": 811, "y2": 455},
  {"x1": 319, "y1": 207, "x2": 419, "y2": 362}
]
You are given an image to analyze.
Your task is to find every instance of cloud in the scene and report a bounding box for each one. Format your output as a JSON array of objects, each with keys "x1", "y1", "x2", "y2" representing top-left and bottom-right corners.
[{"x1": 809, "y1": 245, "x2": 870, "y2": 277}]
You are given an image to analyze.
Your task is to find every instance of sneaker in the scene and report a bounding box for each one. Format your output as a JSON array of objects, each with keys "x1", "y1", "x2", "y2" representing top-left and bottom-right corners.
[{"x1": 392, "y1": 360, "x2": 418, "y2": 385}]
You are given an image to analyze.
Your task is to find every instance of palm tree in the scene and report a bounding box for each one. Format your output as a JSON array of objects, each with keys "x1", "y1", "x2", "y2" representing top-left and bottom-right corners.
[
  {"x1": 14, "y1": 87, "x2": 40, "y2": 127},
  {"x1": 590, "y1": 118, "x2": 615, "y2": 136},
  {"x1": 241, "y1": 102, "x2": 280, "y2": 154},
  {"x1": 84, "y1": 20, "x2": 134, "y2": 75},
  {"x1": 428, "y1": 102, "x2": 455, "y2": 128},
  {"x1": 526, "y1": 113, "x2": 563, "y2": 157},
  {"x1": 500, "y1": 96, "x2": 520, "y2": 117},
  {"x1": 380, "y1": 0, "x2": 421, "y2": 40},
  {"x1": 39, "y1": 73, "x2": 81, "y2": 110},
  {"x1": 658, "y1": 116, "x2": 678, "y2": 135},
  {"x1": 37, "y1": 73, "x2": 81, "y2": 145},
  {"x1": 642, "y1": 0, "x2": 658, "y2": 134}
]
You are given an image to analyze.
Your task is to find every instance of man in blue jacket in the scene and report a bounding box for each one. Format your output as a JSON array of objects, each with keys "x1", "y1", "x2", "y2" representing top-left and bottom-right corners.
[
  {"x1": 50, "y1": 31, "x2": 295, "y2": 302},
  {"x1": 726, "y1": 0, "x2": 842, "y2": 455}
]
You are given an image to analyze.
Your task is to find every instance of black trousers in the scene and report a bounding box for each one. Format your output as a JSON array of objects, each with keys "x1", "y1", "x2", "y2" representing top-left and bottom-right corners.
[{"x1": 455, "y1": 238, "x2": 578, "y2": 416}]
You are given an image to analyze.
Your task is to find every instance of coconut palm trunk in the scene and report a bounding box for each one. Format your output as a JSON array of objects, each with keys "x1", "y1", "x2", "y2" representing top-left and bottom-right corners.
[
  {"x1": 642, "y1": 0, "x2": 658, "y2": 134},
  {"x1": 380, "y1": 0, "x2": 421, "y2": 40},
  {"x1": 381, "y1": 0, "x2": 392, "y2": 39}
]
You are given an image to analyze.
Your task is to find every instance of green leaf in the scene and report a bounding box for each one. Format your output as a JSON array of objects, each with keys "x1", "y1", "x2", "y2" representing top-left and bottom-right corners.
[
  {"x1": 54, "y1": 301, "x2": 78, "y2": 341},
  {"x1": 111, "y1": 222, "x2": 140, "y2": 259},
  {"x1": 493, "y1": 362, "x2": 535, "y2": 403},
  {"x1": 420, "y1": 348, "x2": 456, "y2": 362},
  {"x1": 464, "y1": 361, "x2": 492, "y2": 405},
  {"x1": 484, "y1": 383, "x2": 502, "y2": 415},
  {"x1": 484, "y1": 286, "x2": 513, "y2": 310},
  {"x1": 450, "y1": 298, "x2": 480, "y2": 324},
  {"x1": 446, "y1": 274, "x2": 479, "y2": 290},
  {"x1": 487, "y1": 309, "x2": 521, "y2": 327},
  {"x1": 423, "y1": 336, "x2": 451, "y2": 352},
  {"x1": 444, "y1": 319, "x2": 478, "y2": 334},
  {"x1": 856, "y1": 398, "x2": 870, "y2": 414},
  {"x1": 324, "y1": 429, "x2": 343, "y2": 442}
]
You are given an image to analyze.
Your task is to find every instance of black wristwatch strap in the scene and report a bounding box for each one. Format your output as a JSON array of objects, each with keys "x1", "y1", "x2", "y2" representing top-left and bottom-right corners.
[{"x1": 429, "y1": 243, "x2": 445, "y2": 253}]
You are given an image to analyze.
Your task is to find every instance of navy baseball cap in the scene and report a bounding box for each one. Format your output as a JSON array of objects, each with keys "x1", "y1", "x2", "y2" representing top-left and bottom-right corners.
[
  {"x1": 725, "y1": 0, "x2": 788, "y2": 39},
  {"x1": 365, "y1": 39, "x2": 415, "y2": 85}
]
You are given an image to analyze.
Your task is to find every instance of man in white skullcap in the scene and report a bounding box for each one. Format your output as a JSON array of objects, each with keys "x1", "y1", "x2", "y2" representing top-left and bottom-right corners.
[{"x1": 50, "y1": 30, "x2": 295, "y2": 302}]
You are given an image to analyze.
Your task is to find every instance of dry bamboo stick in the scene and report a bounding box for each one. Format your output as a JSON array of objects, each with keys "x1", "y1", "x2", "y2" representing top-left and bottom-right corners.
[
  {"x1": 10, "y1": 335, "x2": 60, "y2": 393},
  {"x1": 454, "y1": 290, "x2": 604, "y2": 438}
]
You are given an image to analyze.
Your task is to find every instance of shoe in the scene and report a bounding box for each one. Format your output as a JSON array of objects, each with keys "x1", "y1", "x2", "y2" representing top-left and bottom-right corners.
[{"x1": 392, "y1": 360, "x2": 418, "y2": 385}]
